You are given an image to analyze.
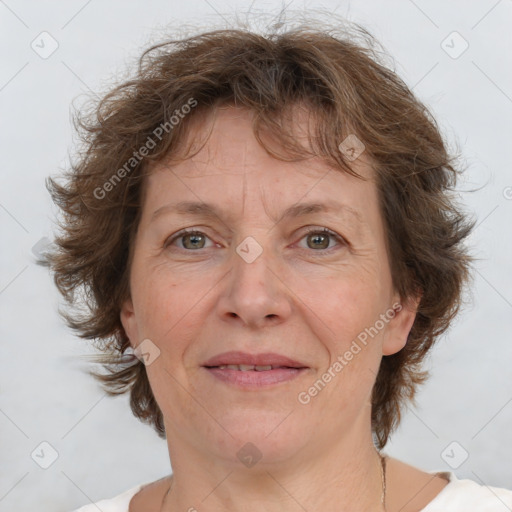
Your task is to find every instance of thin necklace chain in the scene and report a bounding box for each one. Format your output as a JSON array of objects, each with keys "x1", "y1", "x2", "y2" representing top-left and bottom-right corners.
[
  {"x1": 161, "y1": 453, "x2": 388, "y2": 511},
  {"x1": 380, "y1": 452, "x2": 387, "y2": 511}
]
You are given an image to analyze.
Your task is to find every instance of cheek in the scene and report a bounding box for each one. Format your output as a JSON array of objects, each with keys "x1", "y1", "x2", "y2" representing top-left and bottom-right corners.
[
  {"x1": 309, "y1": 288, "x2": 384, "y2": 417},
  {"x1": 131, "y1": 271, "x2": 188, "y2": 349},
  {"x1": 303, "y1": 275, "x2": 387, "y2": 399},
  {"x1": 311, "y1": 277, "x2": 385, "y2": 342},
  {"x1": 131, "y1": 268, "x2": 216, "y2": 374}
]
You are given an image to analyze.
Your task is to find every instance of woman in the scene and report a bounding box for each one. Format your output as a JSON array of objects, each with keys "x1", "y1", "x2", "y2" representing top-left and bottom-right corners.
[{"x1": 47, "y1": 18, "x2": 512, "y2": 512}]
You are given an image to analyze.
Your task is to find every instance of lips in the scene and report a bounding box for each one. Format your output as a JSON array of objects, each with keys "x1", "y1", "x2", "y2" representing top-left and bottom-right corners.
[
  {"x1": 202, "y1": 351, "x2": 309, "y2": 388},
  {"x1": 202, "y1": 351, "x2": 308, "y2": 369},
  {"x1": 214, "y1": 364, "x2": 275, "y2": 371}
]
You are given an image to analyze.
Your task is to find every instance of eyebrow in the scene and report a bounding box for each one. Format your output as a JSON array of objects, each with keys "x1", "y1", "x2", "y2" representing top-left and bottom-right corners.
[{"x1": 150, "y1": 200, "x2": 363, "y2": 225}]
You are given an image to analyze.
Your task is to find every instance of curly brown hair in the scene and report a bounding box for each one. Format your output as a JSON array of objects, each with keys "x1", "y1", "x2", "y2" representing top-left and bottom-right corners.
[{"x1": 46, "y1": 18, "x2": 474, "y2": 450}]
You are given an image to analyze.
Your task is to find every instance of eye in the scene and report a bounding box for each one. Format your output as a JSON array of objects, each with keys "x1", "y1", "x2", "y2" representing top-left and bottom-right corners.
[
  {"x1": 297, "y1": 227, "x2": 346, "y2": 252},
  {"x1": 164, "y1": 229, "x2": 215, "y2": 250},
  {"x1": 164, "y1": 227, "x2": 346, "y2": 253}
]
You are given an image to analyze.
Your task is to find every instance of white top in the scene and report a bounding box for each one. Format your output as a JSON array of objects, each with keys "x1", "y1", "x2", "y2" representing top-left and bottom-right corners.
[{"x1": 72, "y1": 470, "x2": 512, "y2": 511}]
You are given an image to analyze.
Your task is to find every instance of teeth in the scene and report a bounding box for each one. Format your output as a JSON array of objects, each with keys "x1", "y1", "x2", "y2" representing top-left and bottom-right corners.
[{"x1": 216, "y1": 364, "x2": 275, "y2": 371}]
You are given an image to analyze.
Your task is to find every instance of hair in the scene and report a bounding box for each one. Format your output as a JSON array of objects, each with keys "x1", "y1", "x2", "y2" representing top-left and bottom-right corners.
[{"x1": 46, "y1": 16, "x2": 474, "y2": 450}]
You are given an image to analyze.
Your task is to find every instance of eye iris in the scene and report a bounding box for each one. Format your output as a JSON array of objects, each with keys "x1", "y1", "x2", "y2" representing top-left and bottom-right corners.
[
  {"x1": 308, "y1": 232, "x2": 330, "y2": 249},
  {"x1": 176, "y1": 230, "x2": 334, "y2": 250},
  {"x1": 183, "y1": 233, "x2": 205, "y2": 249}
]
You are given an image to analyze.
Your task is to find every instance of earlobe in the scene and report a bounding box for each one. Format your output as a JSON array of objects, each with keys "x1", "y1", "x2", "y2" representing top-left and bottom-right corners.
[
  {"x1": 382, "y1": 295, "x2": 421, "y2": 356},
  {"x1": 120, "y1": 297, "x2": 138, "y2": 347}
]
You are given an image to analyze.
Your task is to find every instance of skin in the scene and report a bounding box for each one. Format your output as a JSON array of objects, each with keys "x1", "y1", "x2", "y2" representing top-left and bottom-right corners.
[{"x1": 121, "y1": 105, "x2": 449, "y2": 511}]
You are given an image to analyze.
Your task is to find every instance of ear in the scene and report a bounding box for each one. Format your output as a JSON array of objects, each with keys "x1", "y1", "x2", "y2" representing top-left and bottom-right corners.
[
  {"x1": 382, "y1": 293, "x2": 422, "y2": 356},
  {"x1": 120, "y1": 297, "x2": 139, "y2": 348}
]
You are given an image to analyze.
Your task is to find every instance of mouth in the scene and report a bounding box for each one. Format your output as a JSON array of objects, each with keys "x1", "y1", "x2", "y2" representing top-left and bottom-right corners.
[
  {"x1": 203, "y1": 366, "x2": 308, "y2": 387},
  {"x1": 201, "y1": 351, "x2": 309, "y2": 388},
  {"x1": 202, "y1": 351, "x2": 310, "y2": 390},
  {"x1": 202, "y1": 351, "x2": 308, "y2": 368},
  {"x1": 206, "y1": 364, "x2": 299, "y2": 371}
]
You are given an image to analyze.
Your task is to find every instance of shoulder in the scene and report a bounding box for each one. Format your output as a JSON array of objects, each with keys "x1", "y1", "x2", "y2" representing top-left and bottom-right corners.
[
  {"x1": 70, "y1": 482, "x2": 145, "y2": 512},
  {"x1": 385, "y1": 456, "x2": 512, "y2": 512},
  {"x1": 421, "y1": 471, "x2": 512, "y2": 511}
]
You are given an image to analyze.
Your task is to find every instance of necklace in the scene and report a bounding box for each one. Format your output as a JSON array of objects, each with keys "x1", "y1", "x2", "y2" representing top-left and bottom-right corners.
[
  {"x1": 161, "y1": 453, "x2": 388, "y2": 511},
  {"x1": 380, "y1": 452, "x2": 387, "y2": 510}
]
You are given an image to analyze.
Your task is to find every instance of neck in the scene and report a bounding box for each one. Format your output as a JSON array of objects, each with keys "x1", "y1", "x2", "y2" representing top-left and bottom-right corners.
[{"x1": 161, "y1": 418, "x2": 386, "y2": 512}]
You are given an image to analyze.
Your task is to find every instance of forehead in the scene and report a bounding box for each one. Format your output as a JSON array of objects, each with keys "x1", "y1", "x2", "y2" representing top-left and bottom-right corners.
[
  {"x1": 142, "y1": 106, "x2": 379, "y2": 225},
  {"x1": 149, "y1": 104, "x2": 374, "y2": 180}
]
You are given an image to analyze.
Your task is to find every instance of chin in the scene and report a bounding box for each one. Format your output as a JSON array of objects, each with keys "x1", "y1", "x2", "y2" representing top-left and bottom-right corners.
[{"x1": 202, "y1": 410, "x2": 312, "y2": 467}]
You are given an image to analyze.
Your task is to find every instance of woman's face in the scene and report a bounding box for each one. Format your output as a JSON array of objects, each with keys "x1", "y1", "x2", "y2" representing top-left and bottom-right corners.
[{"x1": 121, "y1": 106, "x2": 417, "y2": 466}]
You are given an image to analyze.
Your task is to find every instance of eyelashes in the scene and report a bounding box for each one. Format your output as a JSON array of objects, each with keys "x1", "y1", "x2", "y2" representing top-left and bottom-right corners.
[
  {"x1": 163, "y1": 226, "x2": 347, "y2": 254},
  {"x1": 164, "y1": 229, "x2": 215, "y2": 251},
  {"x1": 296, "y1": 227, "x2": 346, "y2": 251}
]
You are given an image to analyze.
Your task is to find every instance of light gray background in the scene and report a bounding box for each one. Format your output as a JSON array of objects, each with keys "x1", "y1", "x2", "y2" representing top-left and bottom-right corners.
[{"x1": 1, "y1": 1, "x2": 511, "y2": 511}]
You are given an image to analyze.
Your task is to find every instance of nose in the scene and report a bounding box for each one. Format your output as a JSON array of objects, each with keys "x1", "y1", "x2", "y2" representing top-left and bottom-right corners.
[{"x1": 216, "y1": 238, "x2": 293, "y2": 329}]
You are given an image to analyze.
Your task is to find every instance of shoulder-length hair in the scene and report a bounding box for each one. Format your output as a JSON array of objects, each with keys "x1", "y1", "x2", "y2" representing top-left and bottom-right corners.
[{"x1": 47, "y1": 18, "x2": 473, "y2": 449}]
